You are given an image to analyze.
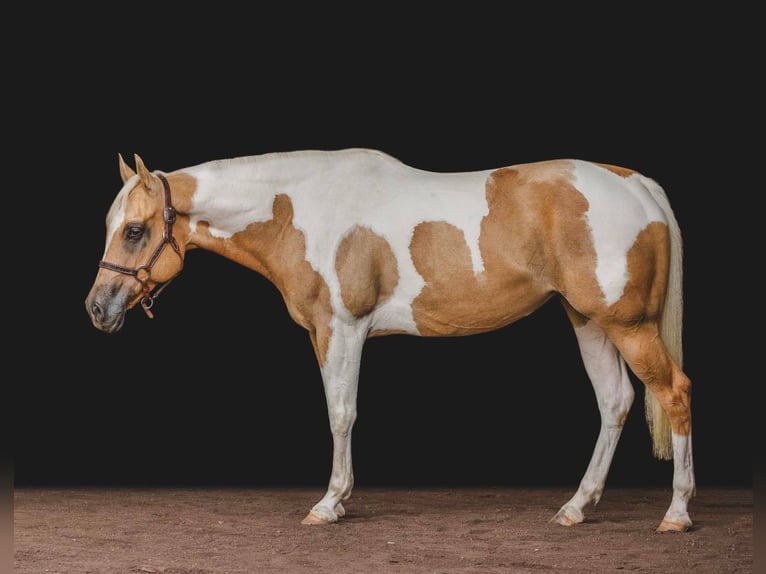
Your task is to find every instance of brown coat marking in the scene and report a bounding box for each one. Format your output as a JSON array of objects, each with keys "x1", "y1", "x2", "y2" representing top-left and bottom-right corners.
[
  {"x1": 410, "y1": 161, "x2": 601, "y2": 336},
  {"x1": 602, "y1": 222, "x2": 670, "y2": 325},
  {"x1": 189, "y1": 193, "x2": 333, "y2": 367},
  {"x1": 335, "y1": 225, "x2": 399, "y2": 319},
  {"x1": 594, "y1": 163, "x2": 638, "y2": 178}
]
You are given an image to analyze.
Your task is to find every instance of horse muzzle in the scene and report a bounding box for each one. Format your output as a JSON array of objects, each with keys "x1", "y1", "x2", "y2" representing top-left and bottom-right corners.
[{"x1": 85, "y1": 281, "x2": 140, "y2": 333}]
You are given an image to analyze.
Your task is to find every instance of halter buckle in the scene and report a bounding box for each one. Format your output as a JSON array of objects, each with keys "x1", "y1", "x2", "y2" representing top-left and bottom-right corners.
[{"x1": 164, "y1": 205, "x2": 177, "y2": 224}]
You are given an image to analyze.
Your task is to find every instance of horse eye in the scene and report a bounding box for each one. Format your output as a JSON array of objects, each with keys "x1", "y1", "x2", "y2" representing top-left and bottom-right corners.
[{"x1": 125, "y1": 224, "x2": 144, "y2": 241}]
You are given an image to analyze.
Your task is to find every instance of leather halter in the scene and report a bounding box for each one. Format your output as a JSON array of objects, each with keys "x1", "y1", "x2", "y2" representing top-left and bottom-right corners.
[{"x1": 98, "y1": 174, "x2": 182, "y2": 318}]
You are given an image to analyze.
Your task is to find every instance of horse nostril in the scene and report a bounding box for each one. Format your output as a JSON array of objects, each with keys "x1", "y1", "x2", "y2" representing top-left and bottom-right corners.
[{"x1": 90, "y1": 301, "x2": 104, "y2": 322}]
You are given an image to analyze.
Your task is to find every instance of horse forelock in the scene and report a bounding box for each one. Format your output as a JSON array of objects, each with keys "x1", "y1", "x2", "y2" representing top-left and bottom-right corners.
[{"x1": 103, "y1": 176, "x2": 138, "y2": 255}]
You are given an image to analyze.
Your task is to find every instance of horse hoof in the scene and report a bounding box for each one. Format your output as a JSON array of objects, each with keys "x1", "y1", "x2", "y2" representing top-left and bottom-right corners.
[
  {"x1": 335, "y1": 502, "x2": 346, "y2": 518},
  {"x1": 656, "y1": 517, "x2": 691, "y2": 533},
  {"x1": 551, "y1": 506, "x2": 584, "y2": 526},
  {"x1": 301, "y1": 510, "x2": 336, "y2": 525}
]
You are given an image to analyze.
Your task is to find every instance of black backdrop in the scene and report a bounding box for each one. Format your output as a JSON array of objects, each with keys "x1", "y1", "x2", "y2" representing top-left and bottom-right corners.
[{"x1": 13, "y1": 7, "x2": 755, "y2": 490}]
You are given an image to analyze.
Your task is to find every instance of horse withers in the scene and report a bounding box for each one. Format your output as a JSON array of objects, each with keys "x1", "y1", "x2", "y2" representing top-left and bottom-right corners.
[{"x1": 85, "y1": 149, "x2": 695, "y2": 532}]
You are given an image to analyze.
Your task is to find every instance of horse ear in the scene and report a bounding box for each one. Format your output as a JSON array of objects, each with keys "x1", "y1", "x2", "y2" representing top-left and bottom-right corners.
[
  {"x1": 134, "y1": 154, "x2": 158, "y2": 193},
  {"x1": 118, "y1": 153, "x2": 136, "y2": 183}
]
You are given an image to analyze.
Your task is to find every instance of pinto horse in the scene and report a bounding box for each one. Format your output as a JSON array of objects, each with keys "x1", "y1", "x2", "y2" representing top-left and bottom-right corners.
[{"x1": 85, "y1": 149, "x2": 695, "y2": 532}]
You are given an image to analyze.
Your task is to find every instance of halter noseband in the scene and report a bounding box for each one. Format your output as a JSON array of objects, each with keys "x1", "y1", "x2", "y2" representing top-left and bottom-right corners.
[{"x1": 98, "y1": 174, "x2": 182, "y2": 318}]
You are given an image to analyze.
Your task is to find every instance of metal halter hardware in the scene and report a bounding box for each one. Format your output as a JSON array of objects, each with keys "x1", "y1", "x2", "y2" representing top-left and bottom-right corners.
[{"x1": 98, "y1": 174, "x2": 182, "y2": 318}]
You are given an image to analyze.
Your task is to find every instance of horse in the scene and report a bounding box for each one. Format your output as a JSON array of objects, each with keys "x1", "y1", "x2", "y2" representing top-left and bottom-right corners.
[{"x1": 85, "y1": 148, "x2": 695, "y2": 532}]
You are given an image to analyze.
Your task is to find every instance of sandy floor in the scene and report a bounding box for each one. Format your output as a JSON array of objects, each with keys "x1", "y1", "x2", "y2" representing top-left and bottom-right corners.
[{"x1": 14, "y1": 486, "x2": 752, "y2": 573}]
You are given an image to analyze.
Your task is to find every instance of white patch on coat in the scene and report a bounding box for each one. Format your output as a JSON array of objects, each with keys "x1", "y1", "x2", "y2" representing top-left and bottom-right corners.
[{"x1": 572, "y1": 161, "x2": 668, "y2": 306}]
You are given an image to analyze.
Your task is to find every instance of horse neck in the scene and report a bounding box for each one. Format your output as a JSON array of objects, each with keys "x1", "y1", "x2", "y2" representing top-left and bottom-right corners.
[{"x1": 181, "y1": 152, "x2": 327, "y2": 283}]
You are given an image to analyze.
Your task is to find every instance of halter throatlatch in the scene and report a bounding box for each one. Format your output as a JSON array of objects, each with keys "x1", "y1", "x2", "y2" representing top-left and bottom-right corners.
[{"x1": 98, "y1": 174, "x2": 182, "y2": 319}]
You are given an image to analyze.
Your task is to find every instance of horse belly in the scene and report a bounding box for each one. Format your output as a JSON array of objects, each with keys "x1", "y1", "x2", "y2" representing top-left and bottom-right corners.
[{"x1": 411, "y1": 273, "x2": 552, "y2": 336}]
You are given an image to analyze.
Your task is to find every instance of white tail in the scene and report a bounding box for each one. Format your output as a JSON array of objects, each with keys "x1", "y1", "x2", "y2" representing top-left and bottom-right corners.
[{"x1": 641, "y1": 176, "x2": 683, "y2": 460}]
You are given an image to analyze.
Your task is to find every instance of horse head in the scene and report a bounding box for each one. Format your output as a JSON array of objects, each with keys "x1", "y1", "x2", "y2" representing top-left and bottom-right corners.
[{"x1": 85, "y1": 154, "x2": 187, "y2": 332}]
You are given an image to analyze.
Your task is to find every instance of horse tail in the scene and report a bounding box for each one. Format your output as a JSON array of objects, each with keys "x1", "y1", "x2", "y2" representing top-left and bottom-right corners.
[{"x1": 641, "y1": 175, "x2": 684, "y2": 461}]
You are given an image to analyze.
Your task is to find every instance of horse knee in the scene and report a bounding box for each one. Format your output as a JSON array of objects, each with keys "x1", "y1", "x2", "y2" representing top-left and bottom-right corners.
[{"x1": 327, "y1": 405, "x2": 357, "y2": 436}]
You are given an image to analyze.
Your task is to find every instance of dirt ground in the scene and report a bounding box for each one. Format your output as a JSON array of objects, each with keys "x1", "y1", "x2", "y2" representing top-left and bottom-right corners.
[{"x1": 14, "y1": 486, "x2": 752, "y2": 573}]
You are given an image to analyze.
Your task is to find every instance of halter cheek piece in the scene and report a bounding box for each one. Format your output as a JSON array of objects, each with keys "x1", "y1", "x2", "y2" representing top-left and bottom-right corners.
[{"x1": 98, "y1": 174, "x2": 182, "y2": 319}]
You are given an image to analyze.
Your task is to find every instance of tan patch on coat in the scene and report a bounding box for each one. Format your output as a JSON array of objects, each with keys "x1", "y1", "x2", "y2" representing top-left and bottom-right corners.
[
  {"x1": 605, "y1": 321, "x2": 691, "y2": 435},
  {"x1": 594, "y1": 163, "x2": 637, "y2": 178},
  {"x1": 600, "y1": 222, "x2": 670, "y2": 326},
  {"x1": 190, "y1": 194, "x2": 333, "y2": 367},
  {"x1": 164, "y1": 172, "x2": 198, "y2": 211},
  {"x1": 410, "y1": 161, "x2": 603, "y2": 336},
  {"x1": 482, "y1": 164, "x2": 604, "y2": 306},
  {"x1": 335, "y1": 225, "x2": 399, "y2": 318}
]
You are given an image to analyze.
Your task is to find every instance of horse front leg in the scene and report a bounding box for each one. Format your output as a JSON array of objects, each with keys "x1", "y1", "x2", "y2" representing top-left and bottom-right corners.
[{"x1": 302, "y1": 323, "x2": 366, "y2": 525}]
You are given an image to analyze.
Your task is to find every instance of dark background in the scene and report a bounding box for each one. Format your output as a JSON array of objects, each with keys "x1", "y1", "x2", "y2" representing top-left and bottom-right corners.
[{"x1": 13, "y1": 8, "x2": 755, "y2": 490}]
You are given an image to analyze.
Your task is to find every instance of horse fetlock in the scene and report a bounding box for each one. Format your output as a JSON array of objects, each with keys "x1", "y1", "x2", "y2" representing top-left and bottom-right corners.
[{"x1": 578, "y1": 481, "x2": 604, "y2": 505}]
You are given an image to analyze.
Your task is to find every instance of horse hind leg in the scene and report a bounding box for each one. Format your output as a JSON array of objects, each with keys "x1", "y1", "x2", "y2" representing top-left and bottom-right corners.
[
  {"x1": 609, "y1": 320, "x2": 695, "y2": 533},
  {"x1": 552, "y1": 302, "x2": 635, "y2": 527}
]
